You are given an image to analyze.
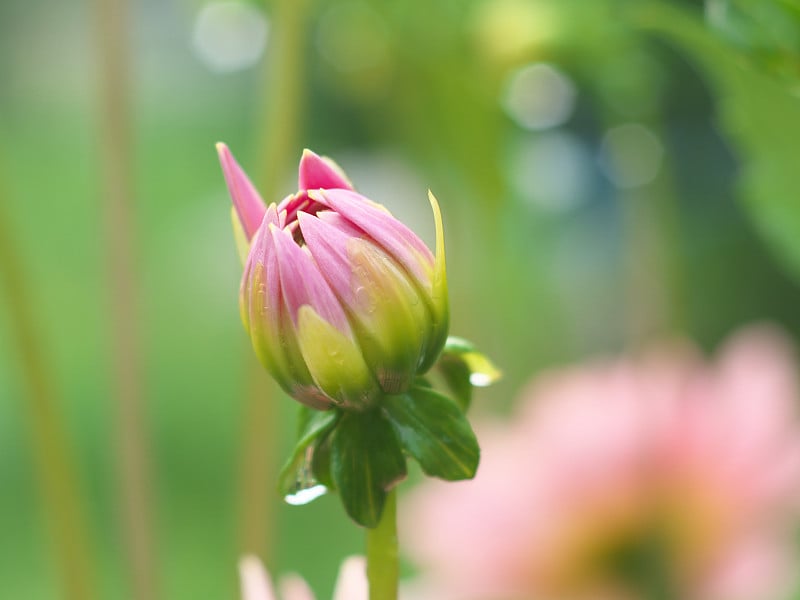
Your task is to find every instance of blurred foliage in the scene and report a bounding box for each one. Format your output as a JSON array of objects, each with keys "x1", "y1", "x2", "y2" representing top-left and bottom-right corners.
[
  {"x1": 2, "y1": 0, "x2": 800, "y2": 598},
  {"x1": 638, "y1": 0, "x2": 800, "y2": 282}
]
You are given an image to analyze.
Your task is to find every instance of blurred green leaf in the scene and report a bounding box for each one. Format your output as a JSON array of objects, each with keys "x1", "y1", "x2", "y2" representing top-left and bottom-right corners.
[
  {"x1": 330, "y1": 410, "x2": 406, "y2": 528},
  {"x1": 383, "y1": 386, "x2": 479, "y2": 481},
  {"x1": 635, "y1": 1, "x2": 800, "y2": 280}
]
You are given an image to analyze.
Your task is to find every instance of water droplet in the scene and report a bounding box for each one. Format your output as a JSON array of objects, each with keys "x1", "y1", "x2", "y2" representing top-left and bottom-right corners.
[
  {"x1": 354, "y1": 285, "x2": 377, "y2": 314},
  {"x1": 469, "y1": 372, "x2": 494, "y2": 387},
  {"x1": 328, "y1": 347, "x2": 345, "y2": 366},
  {"x1": 284, "y1": 484, "x2": 328, "y2": 506}
]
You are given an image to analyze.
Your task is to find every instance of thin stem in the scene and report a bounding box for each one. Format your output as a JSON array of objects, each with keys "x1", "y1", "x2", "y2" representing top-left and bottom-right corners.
[
  {"x1": 256, "y1": 0, "x2": 312, "y2": 200},
  {"x1": 366, "y1": 490, "x2": 399, "y2": 600},
  {"x1": 237, "y1": 0, "x2": 312, "y2": 564},
  {"x1": 93, "y1": 0, "x2": 158, "y2": 598},
  {"x1": 0, "y1": 187, "x2": 96, "y2": 599},
  {"x1": 236, "y1": 365, "x2": 277, "y2": 561}
]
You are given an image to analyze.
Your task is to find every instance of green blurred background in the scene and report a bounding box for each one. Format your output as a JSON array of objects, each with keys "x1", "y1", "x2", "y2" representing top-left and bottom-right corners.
[{"x1": 3, "y1": 0, "x2": 800, "y2": 598}]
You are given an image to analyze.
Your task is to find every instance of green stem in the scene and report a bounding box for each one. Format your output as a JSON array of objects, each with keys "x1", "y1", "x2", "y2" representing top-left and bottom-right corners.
[
  {"x1": 366, "y1": 490, "x2": 399, "y2": 600},
  {"x1": 0, "y1": 184, "x2": 96, "y2": 599},
  {"x1": 237, "y1": 0, "x2": 312, "y2": 565},
  {"x1": 93, "y1": 0, "x2": 158, "y2": 597}
]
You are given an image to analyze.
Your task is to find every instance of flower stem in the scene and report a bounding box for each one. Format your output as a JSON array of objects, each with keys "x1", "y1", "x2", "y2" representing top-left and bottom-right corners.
[
  {"x1": 237, "y1": 0, "x2": 312, "y2": 565},
  {"x1": 366, "y1": 490, "x2": 399, "y2": 600},
  {"x1": 93, "y1": 0, "x2": 158, "y2": 597}
]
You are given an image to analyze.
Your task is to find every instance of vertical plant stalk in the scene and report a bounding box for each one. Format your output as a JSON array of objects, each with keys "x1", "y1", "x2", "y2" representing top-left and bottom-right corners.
[
  {"x1": 0, "y1": 193, "x2": 96, "y2": 599},
  {"x1": 366, "y1": 490, "x2": 399, "y2": 600},
  {"x1": 616, "y1": 120, "x2": 683, "y2": 347},
  {"x1": 256, "y1": 0, "x2": 312, "y2": 202},
  {"x1": 237, "y1": 363, "x2": 277, "y2": 562},
  {"x1": 237, "y1": 0, "x2": 312, "y2": 563},
  {"x1": 93, "y1": 1, "x2": 158, "y2": 598}
]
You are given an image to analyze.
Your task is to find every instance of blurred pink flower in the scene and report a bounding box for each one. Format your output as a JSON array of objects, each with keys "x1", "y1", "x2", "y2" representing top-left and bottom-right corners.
[
  {"x1": 404, "y1": 326, "x2": 800, "y2": 600},
  {"x1": 239, "y1": 555, "x2": 367, "y2": 600}
]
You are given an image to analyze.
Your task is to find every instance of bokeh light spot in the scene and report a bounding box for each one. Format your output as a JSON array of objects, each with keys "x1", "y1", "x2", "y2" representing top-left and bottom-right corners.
[
  {"x1": 510, "y1": 132, "x2": 591, "y2": 212},
  {"x1": 192, "y1": 1, "x2": 269, "y2": 73},
  {"x1": 470, "y1": 0, "x2": 560, "y2": 64},
  {"x1": 598, "y1": 123, "x2": 664, "y2": 189},
  {"x1": 502, "y1": 63, "x2": 577, "y2": 131}
]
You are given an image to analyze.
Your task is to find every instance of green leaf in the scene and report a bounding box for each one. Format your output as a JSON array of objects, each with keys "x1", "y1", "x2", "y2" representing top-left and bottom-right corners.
[
  {"x1": 277, "y1": 408, "x2": 339, "y2": 497},
  {"x1": 436, "y1": 336, "x2": 501, "y2": 410},
  {"x1": 311, "y1": 430, "x2": 334, "y2": 490},
  {"x1": 633, "y1": 1, "x2": 800, "y2": 280},
  {"x1": 330, "y1": 410, "x2": 407, "y2": 528},
  {"x1": 436, "y1": 355, "x2": 474, "y2": 410},
  {"x1": 383, "y1": 386, "x2": 480, "y2": 481}
]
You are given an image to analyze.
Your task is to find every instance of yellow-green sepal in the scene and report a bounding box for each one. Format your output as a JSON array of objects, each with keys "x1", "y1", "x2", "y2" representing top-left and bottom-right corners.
[
  {"x1": 418, "y1": 191, "x2": 450, "y2": 372},
  {"x1": 231, "y1": 206, "x2": 251, "y2": 266},
  {"x1": 296, "y1": 305, "x2": 379, "y2": 409}
]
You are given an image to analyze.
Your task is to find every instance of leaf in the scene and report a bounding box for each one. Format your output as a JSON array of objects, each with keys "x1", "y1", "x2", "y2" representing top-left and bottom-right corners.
[
  {"x1": 436, "y1": 355, "x2": 474, "y2": 411},
  {"x1": 311, "y1": 430, "x2": 335, "y2": 490},
  {"x1": 633, "y1": 1, "x2": 800, "y2": 280},
  {"x1": 330, "y1": 410, "x2": 407, "y2": 528},
  {"x1": 277, "y1": 408, "x2": 339, "y2": 497},
  {"x1": 436, "y1": 336, "x2": 501, "y2": 410},
  {"x1": 383, "y1": 386, "x2": 480, "y2": 481}
]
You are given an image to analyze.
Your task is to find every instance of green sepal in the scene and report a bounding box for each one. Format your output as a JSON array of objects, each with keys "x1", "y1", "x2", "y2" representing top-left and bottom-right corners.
[
  {"x1": 330, "y1": 409, "x2": 407, "y2": 528},
  {"x1": 383, "y1": 386, "x2": 479, "y2": 481},
  {"x1": 278, "y1": 408, "x2": 339, "y2": 497},
  {"x1": 436, "y1": 336, "x2": 501, "y2": 410}
]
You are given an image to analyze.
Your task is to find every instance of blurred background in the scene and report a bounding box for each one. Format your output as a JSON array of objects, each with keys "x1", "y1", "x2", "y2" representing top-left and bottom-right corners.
[{"x1": 3, "y1": 0, "x2": 800, "y2": 598}]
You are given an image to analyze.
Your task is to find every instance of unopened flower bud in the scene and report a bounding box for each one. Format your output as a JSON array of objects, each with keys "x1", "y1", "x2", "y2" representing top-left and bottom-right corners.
[{"x1": 217, "y1": 144, "x2": 448, "y2": 410}]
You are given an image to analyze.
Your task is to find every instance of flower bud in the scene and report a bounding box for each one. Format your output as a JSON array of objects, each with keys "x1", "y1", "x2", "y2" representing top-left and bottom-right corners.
[{"x1": 217, "y1": 144, "x2": 448, "y2": 410}]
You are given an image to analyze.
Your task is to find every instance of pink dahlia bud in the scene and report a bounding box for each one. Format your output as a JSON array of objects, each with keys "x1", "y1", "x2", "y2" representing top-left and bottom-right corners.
[{"x1": 217, "y1": 144, "x2": 448, "y2": 410}]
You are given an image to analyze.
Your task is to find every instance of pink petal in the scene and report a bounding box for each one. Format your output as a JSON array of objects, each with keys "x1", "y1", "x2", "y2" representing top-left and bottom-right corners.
[
  {"x1": 313, "y1": 189, "x2": 434, "y2": 290},
  {"x1": 217, "y1": 143, "x2": 267, "y2": 241},
  {"x1": 270, "y1": 225, "x2": 350, "y2": 335},
  {"x1": 332, "y1": 556, "x2": 368, "y2": 600},
  {"x1": 241, "y1": 206, "x2": 281, "y2": 331},
  {"x1": 242, "y1": 212, "x2": 331, "y2": 409},
  {"x1": 277, "y1": 574, "x2": 316, "y2": 600},
  {"x1": 278, "y1": 191, "x2": 321, "y2": 228},
  {"x1": 296, "y1": 211, "x2": 359, "y2": 305},
  {"x1": 238, "y1": 555, "x2": 277, "y2": 600},
  {"x1": 298, "y1": 149, "x2": 353, "y2": 192}
]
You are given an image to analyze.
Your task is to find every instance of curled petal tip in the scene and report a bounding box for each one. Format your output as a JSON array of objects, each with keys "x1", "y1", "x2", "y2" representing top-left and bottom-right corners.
[{"x1": 427, "y1": 190, "x2": 446, "y2": 275}]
